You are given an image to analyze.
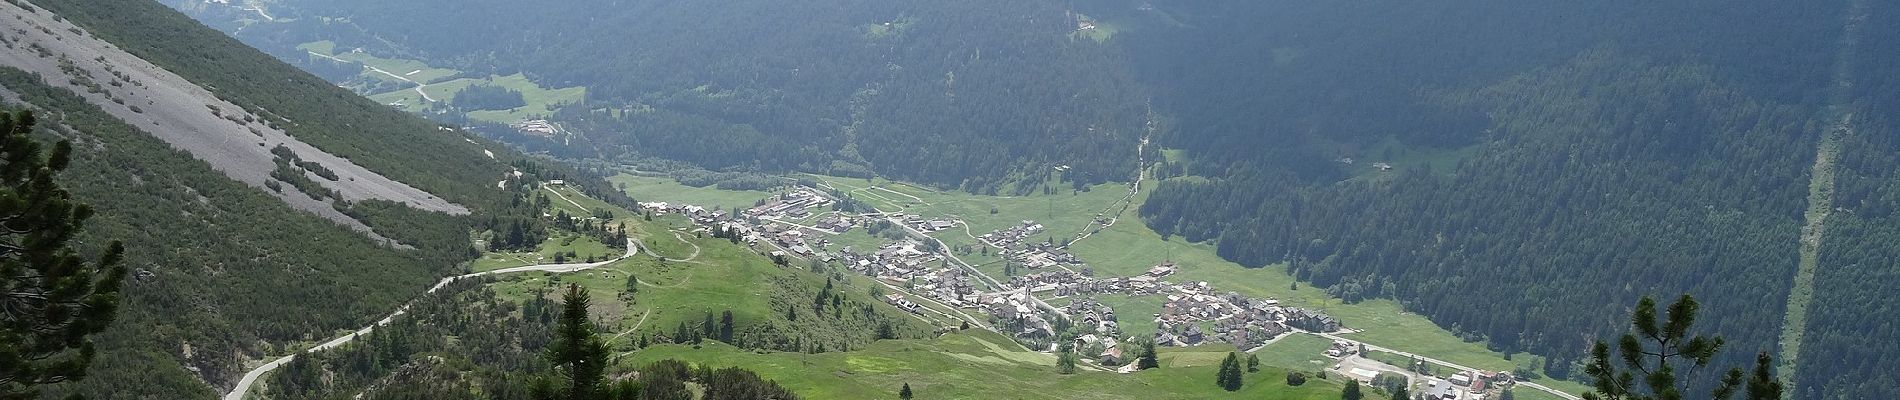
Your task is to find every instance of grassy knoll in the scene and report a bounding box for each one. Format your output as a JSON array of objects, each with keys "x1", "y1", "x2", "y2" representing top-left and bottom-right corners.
[
  {"x1": 471, "y1": 232, "x2": 620, "y2": 272},
  {"x1": 610, "y1": 173, "x2": 775, "y2": 212},
  {"x1": 485, "y1": 207, "x2": 931, "y2": 348},
  {"x1": 544, "y1": 185, "x2": 633, "y2": 219},
  {"x1": 619, "y1": 331, "x2": 1371, "y2": 400},
  {"x1": 1251, "y1": 333, "x2": 1337, "y2": 372}
]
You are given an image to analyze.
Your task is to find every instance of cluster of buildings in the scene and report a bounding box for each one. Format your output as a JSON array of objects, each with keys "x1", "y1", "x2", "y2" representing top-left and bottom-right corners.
[
  {"x1": 840, "y1": 240, "x2": 984, "y2": 310},
  {"x1": 891, "y1": 213, "x2": 957, "y2": 232},
  {"x1": 640, "y1": 201, "x2": 726, "y2": 225},
  {"x1": 645, "y1": 188, "x2": 1351, "y2": 360},
  {"x1": 1422, "y1": 370, "x2": 1517, "y2": 400},
  {"x1": 744, "y1": 188, "x2": 832, "y2": 219},
  {"x1": 1011, "y1": 270, "x2": 1090, "y2": 293},
  {"x1": 1065, "y1": 298, "x2": 1135, "y2": 365},
  {"x1": 979, "y1": 220, "x2": 1045, "y2": 247},
  {"x1": 511, "y1": 119, "x2": 559, "y2": 136},
  {"x1": 980, "y1": 221, "x2": 1082, "y2": 271},
  {"x1": 812, "y1": 214, "x2": 858, "y2": 233},
  {"x1": 979, "y1": 290, "x2": 1060, "y2": 344}
]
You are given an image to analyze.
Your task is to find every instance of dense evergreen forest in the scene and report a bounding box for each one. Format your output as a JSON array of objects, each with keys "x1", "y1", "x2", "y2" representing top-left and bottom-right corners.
[
  {"x1": 219, "y1": 0, "x2": 1147, "y2": 194},
  {"x1": 1110, "y1": 0, "x2": 1855, "y2": 389},
  {"x1": 1794, "y1": 0, "x2": 1900, "y2": 398},
  {"x1": 452, "y1": 84, "x2": 528, "y2": 111}
]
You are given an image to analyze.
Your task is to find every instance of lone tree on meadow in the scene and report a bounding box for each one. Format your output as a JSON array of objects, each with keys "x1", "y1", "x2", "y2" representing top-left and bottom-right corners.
[
  {"x1": 1342, "y1": 379, "x2": 1364, "y2": 400},
  {"x1": 1, "y1": 111, "x2": 128, "y2": 398},
  {"x1": 1581, "y1": 294, "x2": 1783, "y2": 400},
  {"x1": 899, "y1": 382, "x2": 913, "y2": 399},
  {"x1": 1136, "y1": 339, "x2": 1159, "y2": 370},
  {"x1": 1216, "y1": 352, "x2": 1244, "y2": 391}
]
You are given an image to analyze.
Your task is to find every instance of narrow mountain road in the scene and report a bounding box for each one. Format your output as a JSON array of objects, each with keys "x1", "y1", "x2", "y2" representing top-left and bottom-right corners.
[
  {"x1": 304, "y1": 51, "x2": 436, "y2": 103},
  {"x1": 607, "y1": 309, "x2": 653, "y2": 345},
  {"x1": 1064, "y1": 105, "x2": 1152, "y2": 248},
  {"x1": 223, "y1": 239, "x2": 638, "y2": 400},
  {"x1": 544, "y1": 186, "x2": 589, "y2": 211}
]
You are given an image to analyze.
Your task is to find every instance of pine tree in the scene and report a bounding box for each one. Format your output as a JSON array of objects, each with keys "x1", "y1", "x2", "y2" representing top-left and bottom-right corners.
[
  {"x1": 1392, "y1": 385, "x2": 1410, "y2": 400},
  {"x1": 1137, "y1": 339, "x2": 1159, "y2": 370},
  {"x1": 1056, "y1": 349, "x2": 1078, "y2": 375},
  {"x1": 1499, "y1": 389, "x2": 1516, "y2": 400},
  {"x1": 547, "y1": 284, "x2": 608, "y2": 399},
  {"x1": 899, "y1": 382, "x2": 913, "y2": 399},
  {"x1": 1247, "y1": 353, "x2": 1261, "y2": 372},
  {"x1": 1582, "y1": 295, "x2": 1759, "y2": 400},
  {"x1": 1217, "y1": 352, "x2": 1244, "y2": 391},
  {"x1": 1, "y1": 110, "x2": 128, "y2": 398},
  {"x1": 1342, "y1": 379, "x2": 1364, "y2": 400},
  {"x1": 718, "y1": 310, "x2": 735, "y2": 343},
  {"x1": 1743, "y1": 352, "x2": 1782, "y2": 400}
]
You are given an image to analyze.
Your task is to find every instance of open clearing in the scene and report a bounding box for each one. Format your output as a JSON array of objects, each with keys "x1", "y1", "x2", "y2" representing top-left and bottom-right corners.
[
  {"x1": 298, "y1": 41, "x2": 582, "y2": 124},
  {"x1": 611, "y1": 173, "x2": 776, "y2": 212}
]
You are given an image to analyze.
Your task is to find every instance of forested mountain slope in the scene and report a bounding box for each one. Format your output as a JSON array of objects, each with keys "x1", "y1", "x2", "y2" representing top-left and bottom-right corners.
[
  {"x1": 1792, "y1": 0, "x2": 1900, "y2": 398},
  {"x1": 0, "y1": 0, "x2": 618, "y2": 396},
  {"x1": 176, "y1": 0, "x2": 1147, "y2": 193},
  {"x1": 149, "y1": 0, "x2": 1899, "y2": 397},
  {"x1": 1106, "y1": 0, "x2": 1871, "y2": 393},
  {"x1": 0, "y1": 2, "x2": 465, "y2": 244}
]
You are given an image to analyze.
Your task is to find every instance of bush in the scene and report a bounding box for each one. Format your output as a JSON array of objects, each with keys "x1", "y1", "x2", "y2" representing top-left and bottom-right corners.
[{"x1": 1286, "y1": 371, "x2": 1308, "y2": 386}]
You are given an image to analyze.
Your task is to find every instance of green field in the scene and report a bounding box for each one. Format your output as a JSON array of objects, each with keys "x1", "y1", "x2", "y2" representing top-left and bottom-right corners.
[
  {"x1": 298, "y1": 41, "x2": 583, "y2": 123},
  {"x1": 453, "y1": 73, "x2": 586, "y2": 123},
  {"x1": 297, "y1": 40, "x2": 457, "y2": 84},
  {"x1": 609, "y1": 173, "x2": 776, "y2": 212},
  {"x1": 471, "y1": 232, "x2": 621, "y2": 272},
  {"x1": 619, "y1": 331, "x2": 1376, "y2": 400},
  {"x1": 1250, "y1": 333, "x2": 1337, "y2": 373}
]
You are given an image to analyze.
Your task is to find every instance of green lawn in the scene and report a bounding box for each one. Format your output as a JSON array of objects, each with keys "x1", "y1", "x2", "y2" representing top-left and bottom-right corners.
[
  {"x1": 1251, "y1": 333, "x2": 1337, "y2": 373},
  {"x1": 619, "y1": 331, "x2": 1373, "y2": 400},
  {"x1": 471, "y1": 233, "x2": 621, "y2": 272}
]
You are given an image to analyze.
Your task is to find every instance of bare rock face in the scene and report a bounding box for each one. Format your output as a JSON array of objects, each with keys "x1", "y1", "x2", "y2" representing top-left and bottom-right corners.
[{"x1": 0, "y1": 0, "x2": 468, "y2": 241}]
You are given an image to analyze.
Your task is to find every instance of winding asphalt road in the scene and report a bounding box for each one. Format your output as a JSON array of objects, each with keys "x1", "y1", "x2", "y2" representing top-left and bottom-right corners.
[{"x1": 222, "y1": 238, "x2": 637, "y2": 400}]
